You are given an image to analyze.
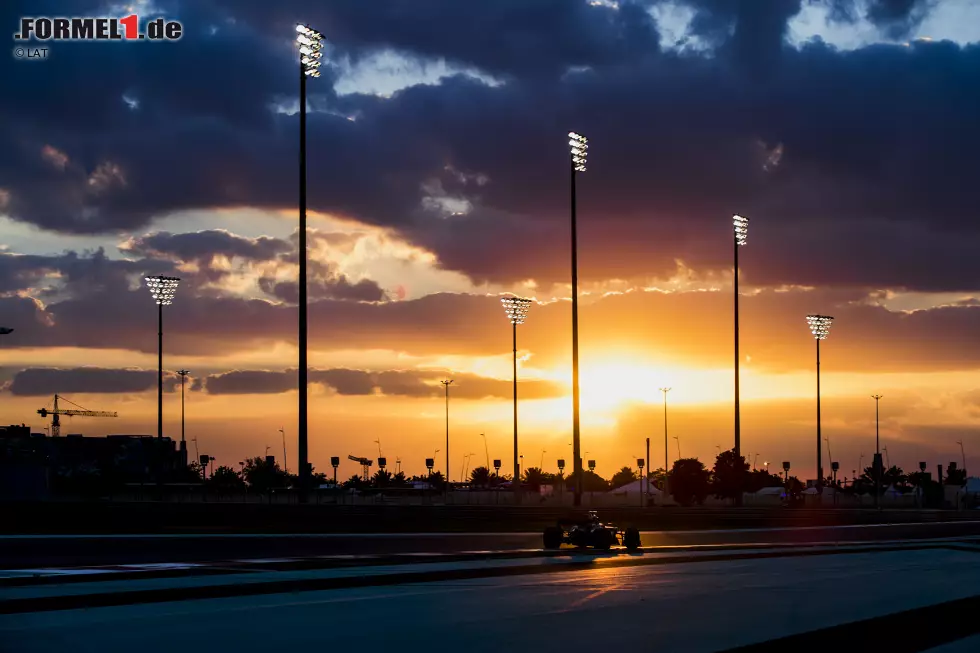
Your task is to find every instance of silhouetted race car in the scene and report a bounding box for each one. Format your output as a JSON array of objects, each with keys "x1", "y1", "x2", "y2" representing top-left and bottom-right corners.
[{"x1": 543, "y1": 511, "x2": 641, "y2": 551}]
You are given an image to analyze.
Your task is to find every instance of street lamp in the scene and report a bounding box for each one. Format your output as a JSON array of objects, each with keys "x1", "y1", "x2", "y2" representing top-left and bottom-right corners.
[
  {"x1": 295, "y1": 22, "x2": 324, "y2": 503},
  {"x1": 441, "y1": 378, "x2": 453, "y2": 498},
  {"x1": 659, "y1": 387, "x2": 671, "y2": 496},
  {"x1": 177, "y1": 369, "x2": 189, "y2": 467},
  {"x1": 568, "y1": 131, "x2": 588, "y2": 506},
  {"x1": 733, "y1": 214, "x2": 748, "y2": 506},
  {"x1": 502, "y1": 295, "x2": 531, "y2": 505},
  {"x1": 280, "y1": 427, "x2": 287, "y2": 474},
  {"x1": 806, "y1": 314, "x2": 834, "y2": 493}
]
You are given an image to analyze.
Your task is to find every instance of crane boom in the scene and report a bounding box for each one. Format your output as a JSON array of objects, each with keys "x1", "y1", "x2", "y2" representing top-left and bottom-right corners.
[
  {"x1": 38, "y1": 394, "x2": 118, "y2": 437},
  {"x1": 38, "y1": 409, "x2": 118, "y2": 418},
  {"x1": 348, "y1": 455, "x2": 373, "y2": 480}
]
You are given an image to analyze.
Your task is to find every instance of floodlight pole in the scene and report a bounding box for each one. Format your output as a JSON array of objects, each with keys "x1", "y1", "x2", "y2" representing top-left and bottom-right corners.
[
  {"x1": 816, "y1": 337, "x2": 822, "y2": 493},
  {"x1": 512, "y1": 321, "x2": 520, "y2": 504},
  {"x1": 732, "y1": 215, "x2": 748, "y2": 507},
  {"x1": 660, "y1": 387, "x2": 671, "y2": 497},
  {"x1": 873, "y1": 394, "x2": 882, "y2": 509},
  {"x1": 297, "y1": 46, "x2": 310, "y2": 503},
  {"x1": 569, "y1": 139, "x2": 583, "y2": 506},
  {"x1": 157, "y1": 302, "x2": 163, "y2": 444},
  {"x1": 733, "y1": 226, "x2": 741, "y2": 505},
  {"x1": 442, "y1": 379, "x2": 453, "y2": 500}
]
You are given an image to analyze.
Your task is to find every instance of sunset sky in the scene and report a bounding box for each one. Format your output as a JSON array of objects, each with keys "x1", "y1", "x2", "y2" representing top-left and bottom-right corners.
[{"x1": 1, "y1": 0, "x2": 979, "y2": 482}]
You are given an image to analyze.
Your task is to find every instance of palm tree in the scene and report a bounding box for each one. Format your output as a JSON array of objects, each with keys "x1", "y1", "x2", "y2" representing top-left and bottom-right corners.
[
  {"x1": 372, "y1": 469, "x2": 392, "y2": 488},
  {"x1": 469, "y1": 466, "x2": 491, "y2": 488},
  {"x1": 523, "y1": 467, "x2": 544, "y2": 490},
  {"x1": 610, "y1": 466, "x2": 639, "y2": 490},
  {"x1": 342, "y1": 474, "x2": 364, "y2": 490}
]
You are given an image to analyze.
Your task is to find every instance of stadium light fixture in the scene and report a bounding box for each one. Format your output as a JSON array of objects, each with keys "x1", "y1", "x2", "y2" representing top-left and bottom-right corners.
[
  {"x1": 501, "y1": 295, "x2": 532, "y2": 504},
  {"x1": 145, "y1": 275, "x2": 180, "y2": 486},
  {"x1": 732, "y1": 214, "x2": 749, "y2": 505},
  {"x1": 295, "y1": 22, "x2": 324, "y2": 501},
  {"x1": 567, "y1": 131, "x2": 589, "y2": 505},
  {"x1": 806, "y1": 314, "x2": 834, "y2": 493}
]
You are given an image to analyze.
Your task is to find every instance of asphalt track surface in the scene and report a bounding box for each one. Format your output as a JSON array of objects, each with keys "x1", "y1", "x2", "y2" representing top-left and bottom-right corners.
[
  {"x1": 5, "y1": 520, "x2": 980, "y2": 568},
  {"x1": 3, "y1": 546, "x2": 980, "y2": 653}
]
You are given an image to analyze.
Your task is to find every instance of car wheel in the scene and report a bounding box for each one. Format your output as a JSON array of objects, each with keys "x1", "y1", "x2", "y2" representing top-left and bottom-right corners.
[
  {"x1": 595, "y1": 530, "x2": 614, "y2": 550},
  {"x1": 624, "y1": 527, "x2": 641, "y2": 551},
  {"x1": 543, "y1": 526, "x2": 563, "y2": 549}
]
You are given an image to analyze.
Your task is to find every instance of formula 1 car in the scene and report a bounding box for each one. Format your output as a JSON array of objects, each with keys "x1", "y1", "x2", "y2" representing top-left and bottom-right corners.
[{"x1": 543, "y1": 511, "x2": 641, "y2": 551}]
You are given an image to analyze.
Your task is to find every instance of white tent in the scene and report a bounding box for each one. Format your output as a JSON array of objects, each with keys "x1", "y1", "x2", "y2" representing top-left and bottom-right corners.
[
  {"x1": 883, "y1": 484, "x2": 903, "y2": 498},
  {"x1": 803, "y1": 486, "x2": 838, "y2": 495},
  {"x1": 607, "y1": 479, "x2": 662, "y2": 496},
  {"x1": 754, "y1": 486, "x2": 785, "y2": 496}
]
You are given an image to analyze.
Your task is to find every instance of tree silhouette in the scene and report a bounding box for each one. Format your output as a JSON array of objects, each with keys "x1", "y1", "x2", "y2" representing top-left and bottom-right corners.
[
  {"x1": 342, "y1": 474, "x2": 364, "y2": 490},
  {"x1": 609, "y1": 466, "x2": 638, "y2": 490},
  {"x1": 712, "y1": 449, "x2": 750, "y2": 501},
  {"x1": 946, "y1": 463, "x2": 967, "y2": 485},
  {"x1": 859, "y1": 465, "x2": 908, "y2": 491},
  {"x1": 241, "y1": 456, "x2": 289, "y2": 492},
  {"x1": 427, "y1": 470, "x2": 445, "y2": 489},
  {"x1": 372, "y1": 469, "x2": 392, "y2": 488},
  {"x1": 469, "y1": 466, "x2": 491, "y2": 487},
  {"x1": 208, "y1": 465, "x2": 244, "y2": 490},
  {"x1": 391, "y1": 471, "x2": 408, "y2": 487},
  {"x1": 670, "y1": 458, "x2": 710, "y2": 506},
  {"x1": 565, "y1": 469, "x2": 609, "y2": 492},
  {"x1": 648, "y1": 467, "x2": 667, "y2": 492},
  {"x1": 743, "y1": 469, "x2": 785, "y2": 493},
  {"x1": 523, "y1": 467, "x2": 545, "y2": 490}
]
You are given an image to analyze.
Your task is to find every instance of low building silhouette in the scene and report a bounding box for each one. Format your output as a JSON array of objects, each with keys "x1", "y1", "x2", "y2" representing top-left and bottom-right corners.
[{"x1": 0, "y1": 425, "x2": 182, "y2": 498}]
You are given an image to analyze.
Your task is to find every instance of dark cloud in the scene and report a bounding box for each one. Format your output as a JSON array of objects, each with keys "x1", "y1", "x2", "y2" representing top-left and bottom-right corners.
[
  {"x1": 198, "y1": 367, "x2": 566, "y2": 399},
  {"x1": 1, "y1": 0, "x2": 978, "y2": 294},
  {"x1": 0, "y1": 248, "x2": 175, "y2": 297},
  {"x1": 863, "y1": 0, "x2": 936, "y2": 39},
  {"x1": 121, "y1": 230, "x2": 292, "y2": 262},
  {"x1": 7, "y1": 367, "x2": 180, "y2": 396},
  {"x1": 257, "y1": 260, "x2": 388, "y2": 303},
  {"x1": 5, "y1": 246, "x2": 980, "y2": 377},
  {"x1": 211, "y1": 0, "x2": 661, "y2": 79}
]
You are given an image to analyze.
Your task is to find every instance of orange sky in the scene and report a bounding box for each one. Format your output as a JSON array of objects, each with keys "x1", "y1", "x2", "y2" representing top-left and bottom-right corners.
[{"x1": 1, "y1": 210, "x2": 976, "y2": 482}]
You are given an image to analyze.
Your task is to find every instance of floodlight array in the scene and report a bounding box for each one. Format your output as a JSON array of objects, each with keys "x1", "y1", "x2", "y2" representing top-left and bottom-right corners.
[
  {"x1": 296, "y1": 24, "x2": 323, "y2": 77},
  {"x1": 501, "y1": 296, "x2": 532, "y2": 325},
  {"x1": 806, "y1": 314, "x2": 834, "y2": 340},
  {"x1": 569, "y1": 132, "x2": 588, "y2": 172},
  {"x1": 145, "y1": 275, "x2": 181, "y2": 306},
  {"x1": 734, "y1": 214, "x2": 749, "y2": 246}
]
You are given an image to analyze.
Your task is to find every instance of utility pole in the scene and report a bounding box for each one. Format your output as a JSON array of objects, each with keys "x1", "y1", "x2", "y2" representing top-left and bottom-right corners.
[
  {"x1": 178, "y1": 369, "x2": 189, "y2": 468},
  {"x1": 441, "y1": 378, "x2": 453, "y2": 500},
  {"x1": 957, "y1": 440, "x2": 967, "y2": 476},
  {"x1": 660, "y1": 387, "x2": 671, "y2": 497},
  {"x1": 645, "y1": 437, "x2": 650, "y2": 502},
  {"x1": 872, "y1": 394, "x2": 882, "y2": 509}
]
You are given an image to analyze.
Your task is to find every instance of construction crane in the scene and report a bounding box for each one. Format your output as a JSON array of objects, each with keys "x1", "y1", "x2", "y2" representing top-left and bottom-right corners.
[
  {"x1": 348, "y1": 455, "x2": 373, "y2": 481},
  {"x1": 37, "y1": 394, "x2": 118, "y2": 437}
]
